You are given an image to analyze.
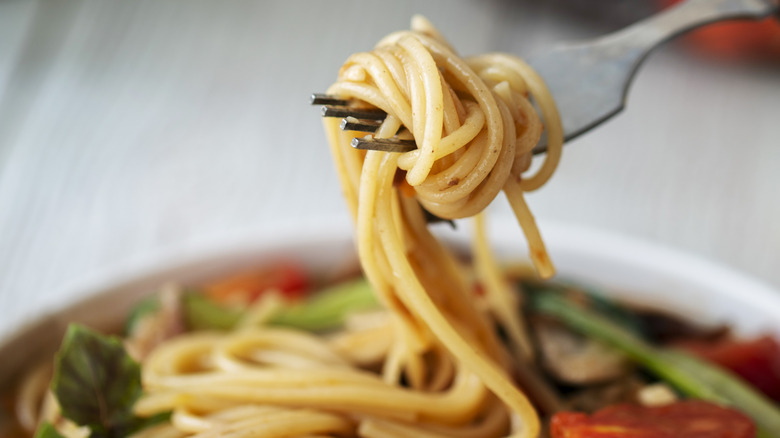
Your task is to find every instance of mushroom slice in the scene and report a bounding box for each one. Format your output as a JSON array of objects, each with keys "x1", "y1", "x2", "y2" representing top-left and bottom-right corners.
[{"x1": 532, "y1": 317, "x2": 632, "y2": 385}]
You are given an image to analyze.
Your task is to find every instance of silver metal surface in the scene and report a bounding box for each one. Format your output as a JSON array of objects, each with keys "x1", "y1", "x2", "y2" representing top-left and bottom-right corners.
[
  {"x1": 529, "y1": 0, "x2": 779, "y2": 153},
  {"x1": 340, "y1": 117, "x2": 381, "y2": 134},
  {"x1": 310, "y1": 93, "x2": 348, "y2": 106},
  {"x1": 321, "y1": 105, "x2": 386, "y2": 120},
  {"x1": 351, "y1": 137, "x2": 416, "y2": 152}
]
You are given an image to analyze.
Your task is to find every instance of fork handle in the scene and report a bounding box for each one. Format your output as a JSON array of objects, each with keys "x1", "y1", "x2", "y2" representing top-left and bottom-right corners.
[
  {"x1": 608, "y1": 0, "x2": 778, "y2": 53},
  {"x1": 527, "y1": 0, "x2": 778, "y2": 151}
]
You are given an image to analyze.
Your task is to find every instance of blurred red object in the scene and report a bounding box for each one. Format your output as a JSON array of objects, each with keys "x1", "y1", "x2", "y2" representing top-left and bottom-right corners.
[
  {"x1": 551, "y1": 401, "x2": 755, "y2": 438},
  {"x1": 676, "y1": 335, "x2": 780, "y2": 402},
  {"x1": 204, "y1": 261, "x2": 309, "y2": 305},
  {"x1": 659, "y1": 0, "x2": 780, "y2": 60}
]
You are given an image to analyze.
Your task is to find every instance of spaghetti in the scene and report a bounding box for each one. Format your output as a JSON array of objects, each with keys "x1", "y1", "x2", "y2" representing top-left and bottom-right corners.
[
  {"x1": 20, "y1": 16, "x2": 564, "y2": 438},
  {"x1": 319, "y1": 15, "x2": 563, "y2": 437}
]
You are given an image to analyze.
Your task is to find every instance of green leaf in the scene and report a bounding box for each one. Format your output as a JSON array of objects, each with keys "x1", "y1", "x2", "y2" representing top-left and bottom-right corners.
[
  {"x1": 52, "y1": 325, "x2": 141, "y2": 433},
  {"x1": 91, "y1": 411, "x2": 171, "y2": 438},
  {"x1": 51, "y1": 324, "x2": 167, "y2": 438},
  {"x1": 34, "y1": 422, "x2": 66, "y2": 438}
]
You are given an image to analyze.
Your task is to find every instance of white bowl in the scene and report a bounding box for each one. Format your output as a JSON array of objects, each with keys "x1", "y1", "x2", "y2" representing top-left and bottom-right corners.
[{"x1": 2, "y1": 219, "x2": 779, "y2": 386}]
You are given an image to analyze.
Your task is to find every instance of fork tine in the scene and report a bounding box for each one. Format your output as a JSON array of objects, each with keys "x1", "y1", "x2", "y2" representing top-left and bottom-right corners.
[
  {"x1": 311, "y1": 93, "x2": 412, "y2": 153},
  {"x1": 313, "y1": 92, "x2": 549, "y2": 155},
  {"x1": 351, "y1": 137, "x2": 416, "y2": 153},
  {"x1": 340, "y1": 116, "x2": 382, "y2": 133},
  {"x1": 321, "y1": 105, "x2": 386, "y2": 120},
  {"x1": 310, "y1": 93, "x2": 350, "y2": 106},
  {"x1": 421, "y1": 207, "x2": 456, "y2": 228},
  {"x1": 313, "y1": 93, "x2": 387, "y2": 120}
]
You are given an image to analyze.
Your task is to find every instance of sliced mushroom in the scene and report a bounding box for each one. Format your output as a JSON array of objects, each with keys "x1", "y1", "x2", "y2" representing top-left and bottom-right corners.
[{"x1": 532, "y1": 317, "x2": 633, "y2": 386}]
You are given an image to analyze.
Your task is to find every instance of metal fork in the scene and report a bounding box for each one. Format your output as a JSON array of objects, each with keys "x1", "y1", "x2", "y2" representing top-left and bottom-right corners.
[{"x1": 313, "y1": 0, "x2": 779, "y2": 154}]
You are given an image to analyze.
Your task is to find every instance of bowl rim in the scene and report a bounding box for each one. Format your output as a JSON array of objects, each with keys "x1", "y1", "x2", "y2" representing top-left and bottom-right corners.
[{"x1": 2, "y1": 218, "x2": 779, "y2": 383}]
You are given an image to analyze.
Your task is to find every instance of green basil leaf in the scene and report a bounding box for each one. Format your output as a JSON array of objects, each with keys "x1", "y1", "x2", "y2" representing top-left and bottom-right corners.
[{"x1": 51, "y1": 324, "x2": 143, "y2": 436}]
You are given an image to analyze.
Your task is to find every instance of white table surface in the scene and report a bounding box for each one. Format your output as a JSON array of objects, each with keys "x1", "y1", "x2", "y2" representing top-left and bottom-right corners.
[{"x1": 1, "y1": 0, "x2": 779, "y2": 339}]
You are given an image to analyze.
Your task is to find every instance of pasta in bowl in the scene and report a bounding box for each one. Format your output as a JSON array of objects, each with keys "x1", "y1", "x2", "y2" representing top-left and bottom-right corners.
[
  {"x1": 3, "y1": 15, "x2": 780, "y2": 438},
  {"x1": 1, "y1": 220, "x2": 780, "y2": 438}
]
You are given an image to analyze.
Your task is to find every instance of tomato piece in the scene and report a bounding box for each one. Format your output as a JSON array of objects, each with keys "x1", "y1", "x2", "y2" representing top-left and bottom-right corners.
[
  {"x1": 658, "y1": 0, "x2": 780, "y2": 60},
  {"x1": 676, "y1": 335, "x2": 780, "y2": 402},
  {"x1": 551, "y1": 401, "x2": 755, "y2": 438},
  {"x1": 204, "y1": 261, "x2": 309, "y2": 306}
]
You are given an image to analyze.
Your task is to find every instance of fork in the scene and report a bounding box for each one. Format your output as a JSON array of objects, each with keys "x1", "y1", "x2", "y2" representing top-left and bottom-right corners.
[{"x1": 312, "y1": 0, "x2": 779, "y2": 155}]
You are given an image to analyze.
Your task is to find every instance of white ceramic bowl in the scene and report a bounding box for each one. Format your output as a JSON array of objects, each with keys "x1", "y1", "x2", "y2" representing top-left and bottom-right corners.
[{"x1": 2, "y1": 219, "x2": 779, "y2": 387}]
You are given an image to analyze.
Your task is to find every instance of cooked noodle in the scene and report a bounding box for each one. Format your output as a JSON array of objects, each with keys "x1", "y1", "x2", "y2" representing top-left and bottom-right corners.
[
  {"x1": 323, "y1": 14, "x2": 562, "y2": 436},
  {"x1": 25, "y1": 16, "x2": 563, "y2": 438}
]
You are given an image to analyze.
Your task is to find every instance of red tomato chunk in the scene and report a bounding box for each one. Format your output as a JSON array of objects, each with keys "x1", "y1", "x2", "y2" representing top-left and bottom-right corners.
[
  {"x1": 677, "y1": 336, "x2": 780, "y2": 402},
  {"x1": 205, "y1": 261, "x2": 309, "y2": 305},
  {"x1": 551, "y1": 400, "x2": 755, "y2": 438}
]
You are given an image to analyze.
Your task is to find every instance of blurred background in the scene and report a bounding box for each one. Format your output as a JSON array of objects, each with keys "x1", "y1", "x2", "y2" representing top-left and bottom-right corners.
[{"x1": 0, "y1": 0, "x2": 778, "y2": 339}]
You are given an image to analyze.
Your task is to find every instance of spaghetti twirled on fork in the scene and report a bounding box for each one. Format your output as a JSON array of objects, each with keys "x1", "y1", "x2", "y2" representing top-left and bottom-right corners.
[
  {"x1": 321, "y1": 15, "x2": 564, "y2": 437},
  {"x1": 22, "y1": 16, "x2": 564, "y2": 438}
]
